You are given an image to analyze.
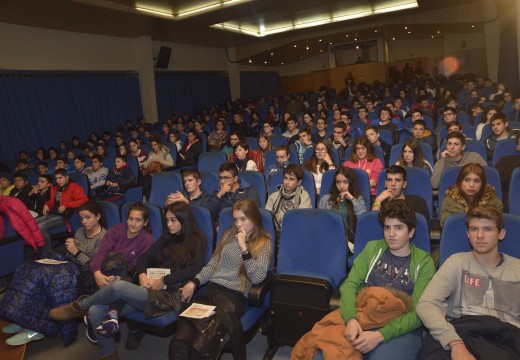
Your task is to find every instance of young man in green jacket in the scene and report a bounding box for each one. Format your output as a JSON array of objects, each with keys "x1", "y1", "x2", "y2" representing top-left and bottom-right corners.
[{"x1": 340, "y1": 200, "x2": 435, "y2": 359}]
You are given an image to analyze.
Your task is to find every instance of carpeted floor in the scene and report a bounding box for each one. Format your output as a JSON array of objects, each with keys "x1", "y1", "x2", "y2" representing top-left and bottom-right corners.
[{"x1": 21, "y1": 322, "x2": 292, "y2": 360}]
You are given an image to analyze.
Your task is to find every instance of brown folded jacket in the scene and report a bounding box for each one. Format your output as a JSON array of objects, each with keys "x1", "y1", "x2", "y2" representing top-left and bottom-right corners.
[{"x1": 291, "y1": 287, "x2": 411, "y2": 360}]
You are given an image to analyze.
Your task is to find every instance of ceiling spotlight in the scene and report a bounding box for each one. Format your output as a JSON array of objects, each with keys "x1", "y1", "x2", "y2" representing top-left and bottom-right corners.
[
  {"x1": 329, "y1": 42, "x2": 332, "y2": 45},
  {"x1": 346, "y1": 34, "x2": 349, "y2": 37},
  {"x1": 404, "y1": 26, "x2": 408, "y2": 29},
  {"x1": 270, "y1": 52, "x2": 274, "y2": 56},
  {"x1": 294, "y1": 44, "x2": 297, "y2": 47},
  {"x1": 355, "y1": 45, "x2": 359, "y2": 49},
  {"x1": 437, "y1": 30, "x2": 440, "y2": 34},
  {"x1": 319, "y1": 39, "x2": 322, "y2": 42},
  {"x1": 354, "y1": 38, "x2": 357, "y2": 41},
  {"x1": 374, "y1": 30, "x2": 378, "y2": 33},
  {"x1": 306, "y1": 46, "x2": 309, "y2": 50},
  {"x1": 264, "y1": 61, "x2": 267, "y2": 64},
  {"x1": 281, "y1": 62, "x2": 284, "y2": 65},
  {"x1": 248, "y1": 59, "x2": 252, "y2": 63},
  {"x1": 300, "y1": 56, "x2": 303, "y2": 59},
  {"x1": 408, "y1": 31, "x2": 411, "y2": 34},
  {"x1": 471, "y1": 25, "x2": 475, "y2": 28},
  {"x1": 392, "y1": 37, "x2": 396, "y2": 40},
  {"x1": 320, "y1": 49, "x2": 323, "y2": 52},
  {"x1": 431, "y1": 35, "x2": 434, "y2": 38}
]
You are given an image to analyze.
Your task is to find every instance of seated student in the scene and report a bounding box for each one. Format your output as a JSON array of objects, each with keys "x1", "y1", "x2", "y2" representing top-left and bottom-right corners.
[
  {"x1": 176, "y1": 130, "x2": 202, "y2": 168},
  {"x1": 27, "y1": 174, "x2": 52, "y2": 217},
  {"x1": 35, "y1": 169, "x2": 89, "y2": 253},
  {"x1": 395, "y1": 139, "x2": 434, "y2": 177},
  {"x1": 417, "y1": 206, "x2": 520, "y2": 360},
  {"x1": 0, "y1": 201, "x2": 106, "y2": 347},
  {"x1": 258, "y1": 134, "x2": 273, "y2": 167},
  {"x1": 329, "y1": 121, "x2": 352, "y2": 164},
  {"x1": 294, "y1": 128, "x2": 315, "y2": 164},
  {"x1": 485, "y1": 112, "x2": 520, "y2": 161},
  {"x1": 9, "y1": 173, "x2": 32, "y2": 208},
  {"x1": 319, "y1": 166, "x2": 367, "y2": 252},
  {"x1": 312, "y1": 117, "x2": 329, "y2": 143},
  {"x1": 431, "y1": 132, "x2": 487, "y2": 189},
  {"x1": 170, "y1": 199, "x2": 271, "y2": 360},
  {"x1": 221, "y1": 130, "x2": 244, "y2": 158},
  {"x1": 265, "y1": 145, "x2": 291, "y2": 185},
  {"x1": 304, "y1": 140, "x2": 336, "y2": 196},
  {"x1": 371, "y1": 107, "x2": 400, "y2": 144},
  {"x1": 265, "y1": 164, "x2": 312, "y2": 232},
  {"x1": 14, "y1": 159, "x2": 31, "y2": 175},
  {"x1": 344, "y1": 136, "x2": 384, "y2": 196},
  {"x1": 372, "y1": 165, "x2": 430, "y2": 222},
  {"x1": 365, "y1": 125, "x2": 391, "y2": 167},
  {"x1": 95, "y1": 155, "x2": 136, "y2": 201},
  {"x1": 440, "y1": 163, "x2": 502, "y2": 227},
  {"x1": 55, "y1": 156, "x2": 71, "y2": 172},
  {"x1": 37, "y1": 161, "x2": 52, "y2": 176},
  {"x1": 72, "y1": 155, "x2": 87, "y2": 173},
  {"x1": 494, "y1": 132, "x2": 520, "y2": 208},
  {"x1": 411, "y1": 119, "x2": 437, "y2": 159},
  {"x1": 336, "y1": 200, "x2": 435, "y2": 360},
  {"x1": 84, "y1": 154, "x2": 109, "y2": 196},
  {"x1": 475, "y1": 105, "x2": 499, "y2": 140},
  {"x1": 435, "y1": 106, "x2": 459, "y2": 135},
  {"x1": 232, "y1": 141, "x2": 259, "y2": 171},
  {"x1": 0, "y1": 173, "x2": 14, "y2": 195},
  {"x1": 128, "y1": 139, "x2": 148, "y2": 171},
  {"x1": 206, "y1": 162, "x2": 261, "y2": 225},
  {"x1": 49, "y1": 202, "x2": 206, "y2": 360},
  {"x1": 165, "y1": 169, "x2": 210, "y2": 208},
  {"x1": 282, "y1": 117, "x2": 300, "y2": 144}
]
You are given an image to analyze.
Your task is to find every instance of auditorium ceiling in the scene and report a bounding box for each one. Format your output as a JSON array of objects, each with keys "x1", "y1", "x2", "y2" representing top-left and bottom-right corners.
[{"x1": 0, "y1": 0, "x2": 498, "y2": 65}]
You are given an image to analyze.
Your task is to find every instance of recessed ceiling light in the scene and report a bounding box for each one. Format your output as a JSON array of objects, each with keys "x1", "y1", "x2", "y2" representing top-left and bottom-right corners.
[
  {"x1": 471, "y1": 25, "x2": 475, "y2": 28},
  {"x1": 294, "y1": 44, "x2": 297, "y2": 47},
  {"x1": 374, "y1": 30, "x2": 378, "y2": 33},
  {"x1": 319, "y1": 39, "x2": 322, "y2": 42},
  {"x1": 354, "y1": 38, "x2": 357, "y2": 41},
  {"x1": 264, "y1": 61, "x2": 267, "y2": 64},
  {"x1": 431, "y1": 35, "x2": 434, "y2": 38},
  {"x1": 329, "y1": 42, "x2": 332, "y2": 45},
  {"x1": 346, "y1": 34, "x2": 349, "y2": 37},
  {"x1": 404, "y1": 26, "x2": 408, "y2": 29},
  {"x1": 408, "y1": 31, "x2": 411, "y2": 34},
  {"x1": 392, "y1": 37, "x2": 396, "y2": 40},
  {"x1": 320, "y1": 49, "x2": 323, "y2": 52},
  {"x1": 300, "y1": 56, "x2": 303, "y2": 59},
  {"x1": 270, "y1": 52, "x2": 273, "y2": 56},
  {"x1": 306, "y1": 46, "x2": 309, "y2": 50},
  {"x1": 355, "y1": 45, "x2": 359, "y2": 49},
  {"x1": 437, "y1": 30, "x2": 440, "y2": 34},
  {"x1": 281, "y1": 62, "x2": 284, "y2": 65},
  {"x1": 248, "y1": 59, "x2": 252, "y2": 63}
]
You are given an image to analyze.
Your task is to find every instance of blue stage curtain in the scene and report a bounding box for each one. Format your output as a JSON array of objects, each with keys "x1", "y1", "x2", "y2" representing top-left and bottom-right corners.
[
  {"x1": 155, "y1": 72, "x2": 231, "y2": 121},
  {"x1": 0, "y1": 72, "x2": 142, "y2": 161},
  {"x1": 240, "y1": 72, "x2": 280, "y2": 101}
]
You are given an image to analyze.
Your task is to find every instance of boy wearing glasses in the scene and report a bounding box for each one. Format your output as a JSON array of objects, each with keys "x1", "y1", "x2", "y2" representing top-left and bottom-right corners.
[
  {"x1": 417, "y1": 206, "x2": 520, "y2": 359},
  {"x1": 206, "y1": 162, "x2": 261, "y2": 225}
]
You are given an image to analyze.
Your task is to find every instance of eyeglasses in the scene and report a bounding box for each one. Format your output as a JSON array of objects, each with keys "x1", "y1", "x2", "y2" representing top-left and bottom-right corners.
[
  {"x1": 468, "y1": 226, "x2": 497, "y2": 234},
  {"x1": 315, "y1": 148, "x2": 327, "y2": 152}
]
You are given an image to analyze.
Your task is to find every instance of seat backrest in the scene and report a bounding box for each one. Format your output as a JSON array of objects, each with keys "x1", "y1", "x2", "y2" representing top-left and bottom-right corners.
[
  {"x1": 191, "y1": 205, "x2": 215, "y2": 263},
  {"x1": 378, "y1": 129, "x2": 393, "y2": 145},
  {"x1": 439, "y1": 213, "x2": 520, "y2": 266},
  {"x1": 263, "y1": 149, "x2": 278, "y2": 177},
  {"x1": 268, "y1": 170, "x2": 316, "y2": 207},
  {"x1": 238, "y1": 171, "x2": 267, "y2": 208},
  {"x1": 68, "y1": 172, "x2": 90, "y2": 197},
  {"x1": 122, "y1": 202, "x2": 163, "y2": 240},
  {"x1": 509, "y1": 168, "x2": 520, "y2": 216},
  {"x1": 269, "y1": 134, "x2": 288, "y2": 147},
  {"x1": 149, "y1": 171, "x2": 184, "y2": 207},
  {"x1": 277, "y1": 209, "x2": 347, "y2": 288},
  {"x1": 198, "y1": 152, "x2": 227, "y2": 173},
  {"x1": 216, "y1": 207, "x2": 276, "y2": 268},
  {"x1": 375, "y1": 168, "x2": 433, "y2": 219},
  {"x1": 98, "y1": 201, "x2": 121, "y2": 229},
  {"x1": 199, "y1": 171, "x2": 220, "y2": 194},
  {"x1": 480, "y1": 123, "x2": 492, "y2": 142},
  {"x1": 492, "y1": 139, "x2": 519, "y2": 166},
  {"x1": 438, "y1": 166, "x2": 502, "y2": 213},
  {"x1": 126, "y1": 156, "x2": 139, "y2": 179},
  {"x1": 246, "y1": 137, "x2": 259, "y2": 150},
  {"x1": 319, "y1": 168, "x2": 371, "y2": 207},
  {"x1": 353, "y1": 211, "x2": 430, "y2": 260}
]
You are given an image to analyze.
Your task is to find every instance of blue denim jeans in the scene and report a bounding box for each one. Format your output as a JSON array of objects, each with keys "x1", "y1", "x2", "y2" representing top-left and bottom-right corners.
[{"x1": 83, "y1": 280, "x2": 148, "y2": 356}]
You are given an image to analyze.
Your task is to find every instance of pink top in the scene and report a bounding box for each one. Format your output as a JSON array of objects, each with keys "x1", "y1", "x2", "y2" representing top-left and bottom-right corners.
[{"x1": 343, "y1": 158, "x2": 384, "y2": 195}]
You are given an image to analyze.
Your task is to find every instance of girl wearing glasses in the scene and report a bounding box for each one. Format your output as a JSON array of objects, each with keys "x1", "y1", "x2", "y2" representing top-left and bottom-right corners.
[{"x1": 304, "y1": 140, "x2": 336, "y2": 195}]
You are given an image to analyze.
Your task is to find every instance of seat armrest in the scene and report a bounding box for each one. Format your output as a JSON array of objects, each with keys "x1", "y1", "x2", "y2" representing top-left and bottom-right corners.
[
  {"x1": 248, "y1": 271, "x2": 274, "y2": 306},
  {"x1": 328, "y1": 291, "x2": 341, "y2": 311}
]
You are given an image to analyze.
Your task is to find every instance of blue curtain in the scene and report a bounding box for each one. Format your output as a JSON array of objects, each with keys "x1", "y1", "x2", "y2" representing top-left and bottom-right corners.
[
  {"x1": 0, "y1": 72, "x2": 142, "y2": 161},
  {"x1": 240, "y1": 72, "x2": 281, "y2": 100},
  {"x1": 155, "y1": 72, "x2": 231, "y2": 121}
]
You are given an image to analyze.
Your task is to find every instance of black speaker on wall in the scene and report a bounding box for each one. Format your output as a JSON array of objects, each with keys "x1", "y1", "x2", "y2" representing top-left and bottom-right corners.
[{"x1": 156, "y1": 46, "x2": 172, "y2": 69}]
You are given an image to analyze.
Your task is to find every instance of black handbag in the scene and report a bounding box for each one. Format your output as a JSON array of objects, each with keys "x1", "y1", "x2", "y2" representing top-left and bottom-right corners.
[{"x1": 144, "y1": 288, "x2": 183, "y2": 319}]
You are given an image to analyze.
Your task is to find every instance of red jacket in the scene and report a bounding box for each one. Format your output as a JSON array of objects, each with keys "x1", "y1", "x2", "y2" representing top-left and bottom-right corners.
[
  {"x1": 45, "y1": 182, "x2": 88, "y2": 213},
  {"x1": 0, "y1": 196, "x2": 45, "y2": 250}
]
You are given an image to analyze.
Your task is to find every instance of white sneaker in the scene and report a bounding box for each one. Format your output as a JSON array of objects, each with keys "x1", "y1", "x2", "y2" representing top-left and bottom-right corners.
[{"x1": 6, "y1": 330, "x2": 44, "y2": 346}]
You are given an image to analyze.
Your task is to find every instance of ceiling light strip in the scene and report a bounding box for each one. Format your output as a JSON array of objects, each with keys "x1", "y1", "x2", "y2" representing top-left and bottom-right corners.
[{"x1": 135, "y1": 7, "x2": 173, "y2": 18}]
